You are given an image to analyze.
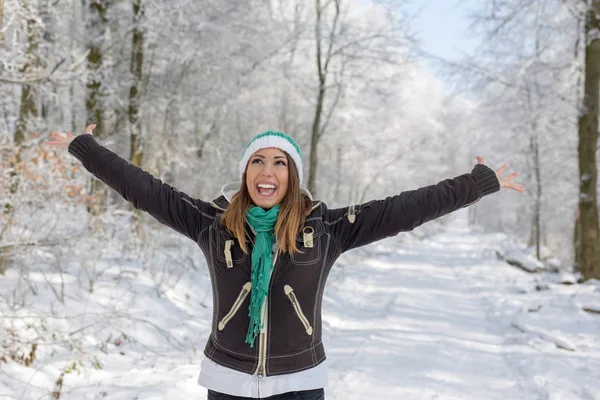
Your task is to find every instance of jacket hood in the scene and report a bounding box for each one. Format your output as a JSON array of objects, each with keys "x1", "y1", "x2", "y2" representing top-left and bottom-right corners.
[{"x1": 221, "y1": 181, "x2": 314, "y2": 203}]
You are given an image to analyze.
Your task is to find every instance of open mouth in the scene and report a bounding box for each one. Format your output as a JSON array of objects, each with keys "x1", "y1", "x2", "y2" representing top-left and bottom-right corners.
[{"x1": 256, "y1": 183, "x2": 278, "y2": 198}]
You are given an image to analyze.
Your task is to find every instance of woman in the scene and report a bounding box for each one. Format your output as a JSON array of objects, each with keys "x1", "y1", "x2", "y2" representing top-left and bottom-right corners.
[{"x1": 46, "y1": 125, "x2": 524, "y2": 400}]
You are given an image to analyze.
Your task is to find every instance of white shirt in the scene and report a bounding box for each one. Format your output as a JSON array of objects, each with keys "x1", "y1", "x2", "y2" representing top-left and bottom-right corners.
[{"x1": 198, "y1": 357, "x2": 328, "y2": 398}]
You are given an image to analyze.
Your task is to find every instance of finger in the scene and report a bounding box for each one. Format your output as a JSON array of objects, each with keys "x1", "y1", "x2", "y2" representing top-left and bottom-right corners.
[
  {"x1": 66, "y1": 131, "x2": 73, "y2": 138},
  {"x1": 503, "y1": 171, "x2": 519, "y2": 181},
  {"x1": 506, "y1": 183, "x2": 525, "y2": 193},
  {"x1": 496, "y1": 164, "x2": 509, "y2": 176},
  {"x1": 85, "y1": 124, "x2": 96, "y2": 134},
  {"x1": 475, "y1": 156, "x2": 484, "y2": 164}
]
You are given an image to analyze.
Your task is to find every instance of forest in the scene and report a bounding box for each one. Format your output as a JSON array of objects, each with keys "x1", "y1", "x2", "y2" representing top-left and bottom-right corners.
[{"x1": 1, "y1": 0, "x2": 599, "y2": 399}]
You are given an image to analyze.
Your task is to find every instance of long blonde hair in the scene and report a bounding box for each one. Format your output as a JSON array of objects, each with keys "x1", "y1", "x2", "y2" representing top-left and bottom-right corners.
[{"x1": 221, "y1": 153, "x2": 312, "y2": 254}]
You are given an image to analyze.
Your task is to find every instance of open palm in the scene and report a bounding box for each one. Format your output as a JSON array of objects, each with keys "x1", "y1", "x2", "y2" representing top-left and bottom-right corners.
[
  {"x1": 476, "y1": 156, "x2": 525, "y2": 193},
  {"x1": 45, "y1": 124, "x2": 96, "y2": 149}
]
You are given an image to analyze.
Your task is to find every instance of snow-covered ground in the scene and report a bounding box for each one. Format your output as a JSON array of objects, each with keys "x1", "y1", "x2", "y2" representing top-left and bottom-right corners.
[{"x1": 1, "y1": 208, "x2": 599, "y2": 399}]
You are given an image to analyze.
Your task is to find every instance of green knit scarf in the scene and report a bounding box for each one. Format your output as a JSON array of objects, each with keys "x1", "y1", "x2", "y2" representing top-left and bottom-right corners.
[{"x1": 245, "y1": 205, "x2": 280, "y2": 348}]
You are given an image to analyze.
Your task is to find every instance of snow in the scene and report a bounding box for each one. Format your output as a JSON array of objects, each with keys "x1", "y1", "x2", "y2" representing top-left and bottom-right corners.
[{"x1": 1, "y1": 208, "x2": 599, "y2": 399}]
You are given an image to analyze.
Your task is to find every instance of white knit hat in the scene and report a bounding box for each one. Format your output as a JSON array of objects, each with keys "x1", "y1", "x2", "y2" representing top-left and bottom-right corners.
[{"x1": 239, "y1": 131, "x2": 303, "y2": 184}]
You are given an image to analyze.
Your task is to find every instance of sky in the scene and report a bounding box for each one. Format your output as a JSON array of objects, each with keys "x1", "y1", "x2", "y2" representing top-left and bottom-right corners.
[{"x1": 406, "y1": 0, "x2": 479, "y2": 71}]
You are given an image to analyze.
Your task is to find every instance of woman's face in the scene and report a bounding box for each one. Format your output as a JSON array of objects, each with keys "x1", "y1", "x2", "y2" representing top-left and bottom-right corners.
[{"x1": 245, "y1": 147, "x2": 289, "y2": 209}]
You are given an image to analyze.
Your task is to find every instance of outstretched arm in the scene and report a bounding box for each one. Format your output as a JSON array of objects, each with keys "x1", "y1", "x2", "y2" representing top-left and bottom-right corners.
[
  {"x1": 46, "y1": 125, "x2": 215, "y2": 242},
  {"x1": 324, "y1": 159, "x2": 523, "y2": 253}
]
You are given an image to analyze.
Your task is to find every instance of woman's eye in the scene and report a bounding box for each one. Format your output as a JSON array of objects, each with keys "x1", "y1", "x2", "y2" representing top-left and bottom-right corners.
[{"x1": 251, "y1": 159, "x2": 285, "y2": 166}]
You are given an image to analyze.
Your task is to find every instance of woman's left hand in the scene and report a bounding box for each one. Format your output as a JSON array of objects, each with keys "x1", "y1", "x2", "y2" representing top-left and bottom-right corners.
[{"x1": 476, "y1": 156, "x2": 525, "y2": 193}]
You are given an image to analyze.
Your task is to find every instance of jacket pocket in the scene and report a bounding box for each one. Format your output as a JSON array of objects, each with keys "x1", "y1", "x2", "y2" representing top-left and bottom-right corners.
[
  {"x1": 213, "y1": 222, "x2": 248, "y2": 267},
  {"x1": 290, "y1": 219, "x2": 325, "y2": 266},
  {"x1": 284, "y1": 285, "x2": 313, "y2": 335},
  {"x1": 218, "y1": 282, "x2": 252, "y2": 331}
]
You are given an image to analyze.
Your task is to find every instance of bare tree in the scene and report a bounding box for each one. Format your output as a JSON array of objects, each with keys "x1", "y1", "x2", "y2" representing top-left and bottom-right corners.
[
  {"x1": 525, "y1": 24, "x2": 545, "y2": 261},
  {"x1": 307, "y1": 0, "x2": 405, "y2": 195},
  {"x1": 14, "y1": 0, "x2": 43, "y2": 145},
  {"x1": 577, "y1": 0, "x2": 600, "y2": 280},
  {"x1": 308, "y1": 0, "x2": 340, "y2": 195},
  {"x1": 458, "y1": 0, "x2": 581, "y2": 264},
  {"x1": 5, "y1": 0, "x2": 45, "y2": 219},
  {"x1": 128, "y1": 0, "x2": 145, "y2": 168},
  {"x1": 0, "y1": 0, "x2": 4, "y2": 44},
  {"x1": 85, "y1": 0, "x2": 110, "y2": 213}
]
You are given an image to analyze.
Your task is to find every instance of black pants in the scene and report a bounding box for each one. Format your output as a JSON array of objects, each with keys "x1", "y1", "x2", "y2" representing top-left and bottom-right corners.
[{"x1": 207, "y1": 388, "x2": 325, "y2": 400}]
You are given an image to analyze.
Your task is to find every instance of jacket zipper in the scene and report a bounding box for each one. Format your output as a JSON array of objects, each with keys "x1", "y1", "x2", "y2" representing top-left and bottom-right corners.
[
  {"x1": 284, "y1": 285, "x2": 313, "y2": 335},
  {"x1": 218, "y1": 282, "x2": 252, "y2": 331},
  {"x1": 245, "y1": 226, "x2": 255, "y2": 246},
  {"x1": 211, "y1": 199, "x2": 322, "y2": 376},
  {"x1": 255, "y1": 248, "x2": 279, "y2": 377}
]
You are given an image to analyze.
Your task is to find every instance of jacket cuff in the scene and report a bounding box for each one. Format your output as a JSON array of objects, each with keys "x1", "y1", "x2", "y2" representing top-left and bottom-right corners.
[
  {"x1": 68, "y1": 134, "x2": 100, "y2": 163},
  {"x1": 471, "y1": 164, "x2": 500, "y2": 197}
]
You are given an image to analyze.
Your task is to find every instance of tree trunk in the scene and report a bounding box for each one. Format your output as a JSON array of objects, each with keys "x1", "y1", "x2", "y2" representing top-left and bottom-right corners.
[
  {"x1": 86, "y1": 0, "x2": 109, "y2": 214},
  {"x1": 574, "y1": 209, "x2": 582, "y2": 272},
  {"x1": 308, "y1": 0, "x2": 326, "y2": 195},
  {"x1": 533, "y1": 150, "x2": 542, "y2": 261},
  {"x1": 308, "y1": 84, "x2": 325, "y2": 195},
  {"x1": 128, "y1": 0, "x2": 145, "y2": 233},
  {"x1": 128, "y1": 0, "x2": 144, "y2": 168},
  {"x1": 308, "y1": 0, "x2": 340, "y2": 195},
  {"x1": 3, "y1": 3, "x2": 41, "y2": 271},
  {"x1": 573, "y1": 8, "x2": 584, "y2": 273},
  {"x1": 527, "y1": 121, "x2": 542, "y2": 261},
  {"x1": 7, "y1": 11, "x2": 40, "y2": 214},
  {"x1": 577, "y1": 0, "x2": 600, "y2": 281},
  {"x1": 0, "y1": 0, "x2": 5, "y2": 44},
  {"x1": 526, "y1": 26, "x2": 544, "y2": 261},
  {"x1": 334, "y1": 145, "x2": 341, "y2": 200},
  {"x1": 14, "y1": 16, "x2": 39, "y2": 145}
]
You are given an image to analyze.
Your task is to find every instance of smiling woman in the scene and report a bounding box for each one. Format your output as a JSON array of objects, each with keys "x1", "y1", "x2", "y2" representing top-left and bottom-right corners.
[
  {"x1": 221, "y1": 132, "x2": 312, "y2": 257},
  {"x1": 246, "y1": 149, "x2": 289, "y2": 208},
  {"x1": 45, "y1": 125, "x2": 523, "y2": 400}
]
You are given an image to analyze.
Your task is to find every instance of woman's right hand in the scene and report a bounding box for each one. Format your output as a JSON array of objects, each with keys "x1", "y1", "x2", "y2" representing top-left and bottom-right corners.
[{"x1": 45, "y1": 124, "x2": 96, "y2": 149}]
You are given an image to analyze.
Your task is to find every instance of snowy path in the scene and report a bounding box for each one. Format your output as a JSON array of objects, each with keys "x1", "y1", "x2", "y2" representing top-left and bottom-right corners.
[
  {"x1": 3, "y1": 209, "x2": 599, "y2": 399},
  {"x1": 322, "y1": 210, "x2": 526, "y2": 399}
]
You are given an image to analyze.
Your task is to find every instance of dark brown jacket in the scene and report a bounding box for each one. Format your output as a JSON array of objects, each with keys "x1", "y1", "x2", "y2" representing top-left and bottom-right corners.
[{"x1": 68, "y1": 134, "x2": 500, "y2": 377}]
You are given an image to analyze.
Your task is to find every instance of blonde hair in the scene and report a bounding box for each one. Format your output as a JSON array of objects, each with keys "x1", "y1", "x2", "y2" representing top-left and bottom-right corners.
[{"x1": 221, "y1": 153, "x2": 312, "y2": 254}]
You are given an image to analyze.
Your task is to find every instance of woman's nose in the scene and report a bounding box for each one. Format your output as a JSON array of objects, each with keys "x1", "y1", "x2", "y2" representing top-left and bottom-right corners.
[{"x1": 261, "y1": 165, "x2": 274, "y2": 176}]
